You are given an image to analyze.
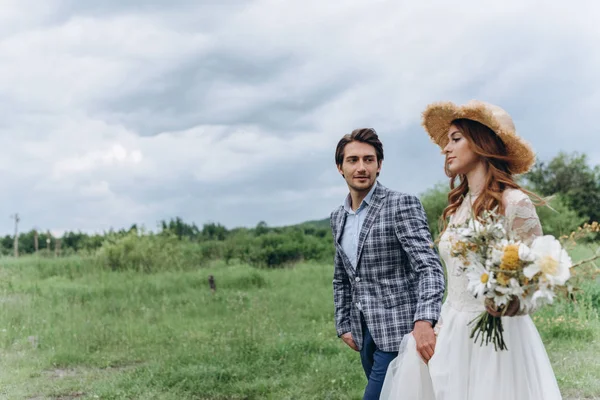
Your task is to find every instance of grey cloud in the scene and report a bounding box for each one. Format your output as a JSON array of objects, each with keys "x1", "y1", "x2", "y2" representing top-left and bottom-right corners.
[
  {"x1": 96, "y1": 51, "x2": 298, "y2": 135},
  {"x1": 96, "y1": 49, "x2": 361, "y2": 136}
]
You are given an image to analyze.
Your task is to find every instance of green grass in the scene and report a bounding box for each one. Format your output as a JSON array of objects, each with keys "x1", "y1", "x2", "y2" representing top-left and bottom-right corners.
[{"x1": 0, "y1": 245, "x2": 598, "y2": 399}]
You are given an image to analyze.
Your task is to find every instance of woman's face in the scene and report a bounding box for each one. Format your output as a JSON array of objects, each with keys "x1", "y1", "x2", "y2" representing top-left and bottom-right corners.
[{"x1": 443, "y1": 124, "x2": 480, "y2": 175}]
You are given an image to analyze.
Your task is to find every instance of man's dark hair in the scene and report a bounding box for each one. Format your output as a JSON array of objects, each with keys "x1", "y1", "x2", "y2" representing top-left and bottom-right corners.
[{"x1": 335, "y1": 128, "x2": 384, "y2": 169}]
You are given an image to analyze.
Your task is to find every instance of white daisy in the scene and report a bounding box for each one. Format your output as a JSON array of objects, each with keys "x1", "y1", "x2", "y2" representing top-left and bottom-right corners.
[
  {"x1": 523, "y1": 236, "x2": 572, "y2": 286},
  {"x1": 466, "y1": 262, "x2": 492, "y2": 298}
]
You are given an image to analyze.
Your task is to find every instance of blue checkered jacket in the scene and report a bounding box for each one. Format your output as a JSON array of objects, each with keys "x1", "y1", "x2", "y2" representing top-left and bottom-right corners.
[{"x1": 331, "y1": 182, "x2": 445, "y2": 352}]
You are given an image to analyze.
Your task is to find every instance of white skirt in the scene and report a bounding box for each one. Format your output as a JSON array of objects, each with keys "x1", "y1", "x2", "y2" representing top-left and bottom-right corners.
[{"x1": 381, "y1": 302, "x2": 563, "y2": 400}]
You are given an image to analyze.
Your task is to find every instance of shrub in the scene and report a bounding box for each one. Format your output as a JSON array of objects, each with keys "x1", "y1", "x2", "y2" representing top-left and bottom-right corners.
[
  {"x1": 242, "y1": 230, "x2": 334, "y2": 268},
  {"x1": 95, "y1": 232, "x2": 185, "y2": 272}
]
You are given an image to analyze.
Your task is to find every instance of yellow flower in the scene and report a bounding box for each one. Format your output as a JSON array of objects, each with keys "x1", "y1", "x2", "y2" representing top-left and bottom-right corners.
[
  {"x1": 451, "y1": 240, "x2": 471, "y2": 260},
  {"x1": 496, "y1": 272, "x2": 510, "y2": 286},
  {"x1": 500, "y1": 244, "x2": 522, "y2": 271}
]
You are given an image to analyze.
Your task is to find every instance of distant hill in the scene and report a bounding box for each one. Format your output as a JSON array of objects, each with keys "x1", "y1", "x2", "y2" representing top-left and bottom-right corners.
[{"x1": 294, "y1": 218, "x2": 330, "y2": 229}]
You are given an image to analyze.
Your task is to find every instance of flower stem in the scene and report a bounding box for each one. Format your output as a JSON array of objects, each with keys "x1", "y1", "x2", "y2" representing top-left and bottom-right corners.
[{"x1": 469, "y1": 312, "x2": 508, "y2": 351}]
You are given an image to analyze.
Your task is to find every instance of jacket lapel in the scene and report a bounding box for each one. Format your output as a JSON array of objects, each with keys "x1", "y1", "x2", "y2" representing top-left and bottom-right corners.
[
  {"x1": 334, "y1": 210, "x2": 356, "y2": 276},
  {"x1": 355, "y1": 183, "x2": 387, "y2": 270},
  {"x1": 335, "y1": 211, "x2": 346, "y2": 247}
]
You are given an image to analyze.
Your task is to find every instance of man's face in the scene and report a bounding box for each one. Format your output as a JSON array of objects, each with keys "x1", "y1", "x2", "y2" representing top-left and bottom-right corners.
[{"x1": 337, "y1": 141, "x2": 382, "y2": 192}]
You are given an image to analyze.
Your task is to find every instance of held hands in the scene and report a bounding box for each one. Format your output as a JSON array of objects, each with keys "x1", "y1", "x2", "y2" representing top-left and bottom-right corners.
[
  {"x1": 341, "y1": 332, "x2": 359, "y2": 351},
  {"x1": 485, "y1": 297, "x2": 520, "y2": 317},
  {"x1": 412, "y1": 320, "x2": 436, "y2": 364}
]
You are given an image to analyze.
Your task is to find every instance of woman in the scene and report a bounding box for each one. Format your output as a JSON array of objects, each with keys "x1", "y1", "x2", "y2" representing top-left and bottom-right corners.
[{"x1": 381, "y1": 100, "x2": 562, "y2": 399}]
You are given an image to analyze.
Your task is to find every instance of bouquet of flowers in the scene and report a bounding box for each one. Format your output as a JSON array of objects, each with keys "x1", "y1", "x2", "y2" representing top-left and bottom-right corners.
[{"x1": 448, "y1": 210, "x2": 599, "y2": 351}]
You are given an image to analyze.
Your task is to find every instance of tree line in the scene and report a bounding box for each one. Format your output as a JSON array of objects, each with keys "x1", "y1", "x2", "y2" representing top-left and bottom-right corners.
[{"x1": 3, "y1": 152, "x2": 599, "y2": 269}]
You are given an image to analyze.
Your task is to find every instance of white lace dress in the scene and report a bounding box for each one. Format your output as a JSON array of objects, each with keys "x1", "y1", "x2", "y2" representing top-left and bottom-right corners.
[{"x1": 381, "y1": 189, "x2": 563, "y2": 400}]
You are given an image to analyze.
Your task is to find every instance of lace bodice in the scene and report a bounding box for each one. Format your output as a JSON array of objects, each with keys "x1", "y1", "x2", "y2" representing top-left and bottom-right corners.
[{"x1": 438, "y1": 189, "x2": 543, "y2": 312}]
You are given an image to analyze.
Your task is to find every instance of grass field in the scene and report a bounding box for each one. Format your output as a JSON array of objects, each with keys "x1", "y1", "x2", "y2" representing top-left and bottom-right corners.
[{"x1": 0, "y1": 245, "x2": 598, "y2": 399}]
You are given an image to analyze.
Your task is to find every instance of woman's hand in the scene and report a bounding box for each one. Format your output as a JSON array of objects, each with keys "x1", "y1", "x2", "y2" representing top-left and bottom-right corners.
[{"x1": 486, "y1": 297, "x2": 521, "y2": 317}]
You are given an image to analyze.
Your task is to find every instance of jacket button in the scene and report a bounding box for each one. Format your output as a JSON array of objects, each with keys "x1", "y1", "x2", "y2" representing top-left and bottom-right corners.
[{"x1": 355, "y1": 277, "x2": 360, "y2": 282}]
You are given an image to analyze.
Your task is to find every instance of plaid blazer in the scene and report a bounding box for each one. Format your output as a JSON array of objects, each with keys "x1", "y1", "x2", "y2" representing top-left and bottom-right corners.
[{"x1": 331, "y1": 182, "x2": 445, "y2": 352}]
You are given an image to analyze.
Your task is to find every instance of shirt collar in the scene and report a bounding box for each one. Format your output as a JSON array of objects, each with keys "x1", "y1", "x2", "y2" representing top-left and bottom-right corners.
[{"x1": 343, "y1": 181, "x2": 378, "y2": 213}]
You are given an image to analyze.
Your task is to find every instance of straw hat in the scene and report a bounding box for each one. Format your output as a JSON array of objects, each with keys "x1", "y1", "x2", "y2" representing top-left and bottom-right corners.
[{"x1": 421, "y1": 100, "x2": 535, "y2": 174}]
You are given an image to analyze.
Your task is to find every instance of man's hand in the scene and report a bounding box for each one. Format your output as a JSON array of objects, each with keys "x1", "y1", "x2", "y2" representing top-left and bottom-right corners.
[
  {"x1": 340, "y1": 332, "x2": 359, "y2": 351},
  {"x1": 412, "y1": 320, "x2": 436, "y2": 364},
  {"x1": 486, "y1": 297, "x2": 520, "y2": 317}
]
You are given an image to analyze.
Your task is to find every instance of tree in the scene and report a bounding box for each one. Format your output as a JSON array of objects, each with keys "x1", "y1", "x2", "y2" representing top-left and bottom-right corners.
[
  {"x1": 62, "y1": 231, "x2": 90, "y2": 251},
  {"x1": 420, "y1": 183, "x2": 449, "y2": 239},
  {"x1": 535, "y1": 195, "x2": 587, "y2": 238},
  {"x1": 202, "y1": 222, "x2": 228, "y2": 241},
  {"x1": 159, "y1": 217, "x2": 200, "y2": 239},
  {"x1": 255, "y1": 221, "x2": 269, "y2": 236},
  {"x1": 525, "y1": 152, "x2": 600, "y2": 223}
]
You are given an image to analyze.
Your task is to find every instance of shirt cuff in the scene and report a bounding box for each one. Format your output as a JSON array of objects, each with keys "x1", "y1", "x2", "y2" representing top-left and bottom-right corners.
[{"x1": 417, "y1": 319, "x2": 437, "y2": 328}]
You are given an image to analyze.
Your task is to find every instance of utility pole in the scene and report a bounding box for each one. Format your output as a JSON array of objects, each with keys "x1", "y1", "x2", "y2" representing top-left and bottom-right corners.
[
  {"x1": 10, "y1": 213, "x2": 20, "y2": 257},
  {"x1": 34, "y1": 229, "x2": 39, "y2": 253},
  {"x1": 55, "y1": 237, "x2": 61, "y2": 257},
  {"x1": 46, "y1": 230, "x2": 52, "y2": 252}
]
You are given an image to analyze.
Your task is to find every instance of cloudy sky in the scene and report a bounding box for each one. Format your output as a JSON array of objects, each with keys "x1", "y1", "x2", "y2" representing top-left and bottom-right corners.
[{"x1": 1, "y1": 0, "x2": 599, "y2": 235}]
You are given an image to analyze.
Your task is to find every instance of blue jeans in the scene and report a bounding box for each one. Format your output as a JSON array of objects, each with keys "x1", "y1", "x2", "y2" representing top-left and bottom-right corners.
[{"x1": 359, "y1": 316, "x2": 398, "y2": 400}]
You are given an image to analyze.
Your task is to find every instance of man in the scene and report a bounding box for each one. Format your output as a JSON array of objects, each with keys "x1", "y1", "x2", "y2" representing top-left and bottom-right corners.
[{"x1": 330, "y1": 128, "x2": 445, "y2": 399}]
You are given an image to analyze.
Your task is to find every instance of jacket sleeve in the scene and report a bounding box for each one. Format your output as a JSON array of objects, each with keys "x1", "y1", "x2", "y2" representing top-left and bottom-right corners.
[
  {"x1": 393, "y1": 194, "x2": 446, "y2": 324},
  {"x1": 331, "y1": 212, "x2": 352, "y2": 337}
]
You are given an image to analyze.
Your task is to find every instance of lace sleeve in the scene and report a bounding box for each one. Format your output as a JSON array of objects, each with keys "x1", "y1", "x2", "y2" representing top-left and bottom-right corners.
[
  {"x1": 504, "y1": 190, "x2": 543, "y2": 315},
  {"x1": 504, "y1": 190, "x2": 543, "y2": 246}
]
